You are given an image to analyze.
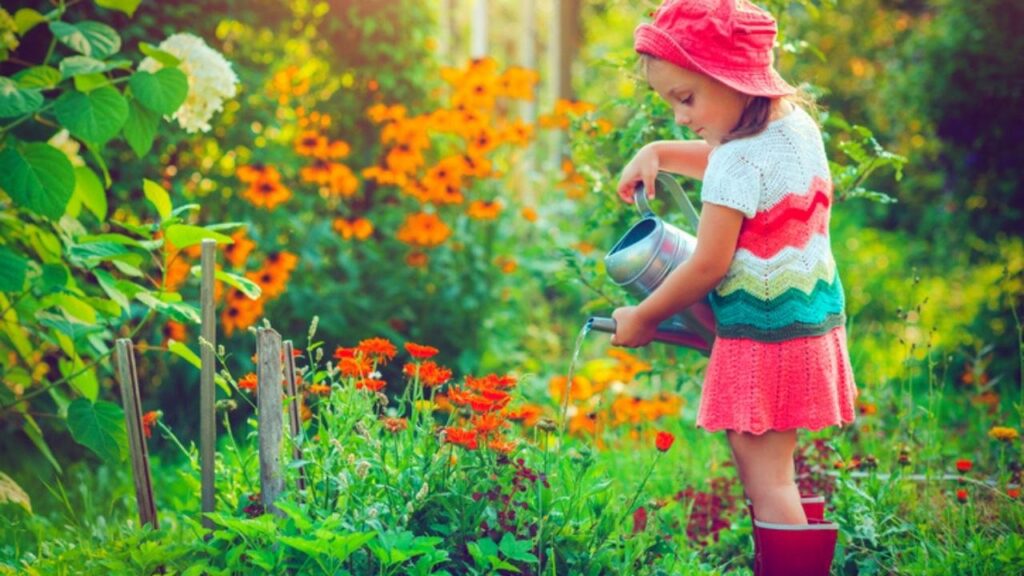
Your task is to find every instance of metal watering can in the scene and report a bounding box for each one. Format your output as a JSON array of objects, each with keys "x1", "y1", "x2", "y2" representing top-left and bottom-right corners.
[{"x1": 588, "y1": 172, "x2": 717, "y2": 354}]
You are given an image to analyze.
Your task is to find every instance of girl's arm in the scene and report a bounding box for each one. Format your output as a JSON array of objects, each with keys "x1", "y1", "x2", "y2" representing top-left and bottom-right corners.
[
  {"x1": 616, "y1": 140, "x2": 715, "y2": 202},
  {"x1": 610, "y1": 202, "x2": 743, "y2": 346}
]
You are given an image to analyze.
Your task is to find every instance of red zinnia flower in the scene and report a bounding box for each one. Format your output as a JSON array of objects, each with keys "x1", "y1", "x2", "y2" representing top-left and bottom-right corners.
[
  {"x1": 443, "y1": 427, "x2": 478, "y2": 450},
  {"x1": 956, "y1": 488, "x2": 968, "y2": 503},
  {"x1": 357, "y1": 337, "x2": 397, "y2": 364},
  {"x1": 141, "y1": 411, "x2": 161, "y2": 439},
  {"x1": 632, "y1": 506, "x2": 648, "y2": 534},
  {"x1": 355, "y1": 378, "x2": 387, "y2": 392},
  {"x1": 404, "y1": 342, "x2": 439, "y2": 359},
  {"x1": 955, "y1": 458, "x2": 973, "y2": 473},
  {"x1": 655, "y1": 431, "x2": 675, "y2": 452},
  {"x1": 239, "y1": 372, "x2": 258, "y2": 392}
]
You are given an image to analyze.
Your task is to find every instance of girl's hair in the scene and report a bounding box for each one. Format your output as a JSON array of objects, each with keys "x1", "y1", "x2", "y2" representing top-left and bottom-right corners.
[{"x1": 722, "y1": 89, "x2": 819, "y2": 144}]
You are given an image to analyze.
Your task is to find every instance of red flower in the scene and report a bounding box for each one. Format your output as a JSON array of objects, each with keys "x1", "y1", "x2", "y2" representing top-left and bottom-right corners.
[
  {"x1": 655, "y1": 431, "x2": 675, "y2": 452},
  {"x1": 357, "y1": 337, "x2": 397, "y2": 364},
  {"x1": 355, "y1": 378, "x2": 387, "y2": 392},
  {"x1": 956, "y1": 488, "x2": 968, "y2": 503},
  {"x1": 404, "y1": 342, "x2": 439, "y2": 359},
  {"x1": 403, "y1": 360, "x2": 453, "y2": 387},
  {"x1": 1007, "y1": 487, "x2": 1020, "y2": 499},
  {"x1": 308, "y1": 384, "x2": 331, "y2": 395},
  {"x1": 238, "y1": 372, "x2": 258, "y2": 392},
  {"x1": 381, "y1": 417, "x2": 408, "y2": 433},
  {"x1": 333, "y1": 346, "x2": 356, "y2": 360},
  {"x1": 632, "y1": 506, "x2": 648, "y2": 534},
  {"x1": 141, "y1": 411, "x2": 160, "y2": 439},
  {"x1": 955, "y1": 458, "x2": 973, "y2": 473},
  {"x1": 443, "y1": 427, "x2": 478, "y2": 450}
]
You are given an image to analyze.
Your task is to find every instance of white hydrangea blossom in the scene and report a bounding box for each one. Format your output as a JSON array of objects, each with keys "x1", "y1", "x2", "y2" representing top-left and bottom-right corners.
[{"x1": 139, "y1": 33, "x2": 239, "y2": 134}]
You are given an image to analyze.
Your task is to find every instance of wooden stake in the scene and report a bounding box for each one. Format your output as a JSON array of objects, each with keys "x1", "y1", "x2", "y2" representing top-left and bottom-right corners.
[
  {"x1": 282, "y1": 340, "x2": 306, "y2": 493},
  {"x1": 257, "y1": 328, "x2": 285, "y2": 516},
  {"x1": 114, "y1": 339, "x2": 158, "y2": 528},
  {"x1": 199, "y1": 239, "x2": 217, "y2": 529}
]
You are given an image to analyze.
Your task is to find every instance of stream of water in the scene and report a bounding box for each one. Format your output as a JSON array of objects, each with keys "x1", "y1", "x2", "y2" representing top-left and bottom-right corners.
[{"x1": 558, "y1": 321, "x2": 592, "y2": 437}]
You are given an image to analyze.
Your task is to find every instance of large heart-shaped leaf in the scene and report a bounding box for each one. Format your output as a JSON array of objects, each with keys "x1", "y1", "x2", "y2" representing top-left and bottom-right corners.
[
  {"x1": 13, "y1": 66, "x2": 61, "y2": 90},
  {"x1": 54, "y1": 86, "x2": 128, "y2": 146},
  {"x1": 0, "y1": 77, "x2": 43, "y2": 119},
  {"x1": 129, "y1": 68, "x2": 188, "y2": 115},
  {"x1": 67, "y1": 399, "x2": 127, "y2": 464},
  {"x1": 59, "y1": 56, "x2": 131, "y2": 79},
  {"x1": 0, "y1": 143, "x2": 75, "y2": 220},
  {"x1": 0, "y1": 246, "x2": 28, "y2": 293},
  {"x1": 124, "y1": 99, "x2": 159, "y2": 157},
  {"x1": 49, "y1": 21, "x2": 121, "y2": 60}
]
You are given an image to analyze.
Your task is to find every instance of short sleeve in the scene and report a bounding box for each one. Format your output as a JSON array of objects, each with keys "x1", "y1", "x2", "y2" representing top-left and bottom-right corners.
[{"x1": 700, "y1": 146, "x2": 761, "y2": 218}]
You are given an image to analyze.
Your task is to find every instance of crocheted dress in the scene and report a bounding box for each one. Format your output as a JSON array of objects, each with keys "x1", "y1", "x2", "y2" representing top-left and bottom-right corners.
[{"x1": 695, "y1": 107, "x2": 857, "y2": 435}]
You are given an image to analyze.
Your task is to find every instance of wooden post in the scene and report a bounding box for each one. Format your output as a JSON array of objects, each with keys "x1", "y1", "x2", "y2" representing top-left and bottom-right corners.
[
  {"x1": 471, "y1": 0, "x2": 488, "y2": 58},
  {"x1": 199, "y1": 239, "x2": 217, "y2": 529},
  {"x1": 547, "y1": 0, "x2": 563, "y2": 170},
  {"x1": 257, "y1": 328, "x2": 285, "y2": 516},
  {"x1": 114, "y1": 339, "x2": 158, "y2": 528},
  {"x1": 519, "y1": 0, "x2": 538, "y2": 206},
  {"x1": 282, "y1": 340, "x2": 306, "y2": 493}
]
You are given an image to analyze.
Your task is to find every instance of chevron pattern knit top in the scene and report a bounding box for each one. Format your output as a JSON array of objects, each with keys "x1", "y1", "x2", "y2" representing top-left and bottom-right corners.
[{"x1": 701, "y1": 106, "x2": 845, "y2": 343}]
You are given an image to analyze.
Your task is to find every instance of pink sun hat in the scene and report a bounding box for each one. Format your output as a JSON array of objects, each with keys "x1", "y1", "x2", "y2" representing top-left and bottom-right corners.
[{"x1": 634, "y1": 0, "x2": 796, "y2": 97}]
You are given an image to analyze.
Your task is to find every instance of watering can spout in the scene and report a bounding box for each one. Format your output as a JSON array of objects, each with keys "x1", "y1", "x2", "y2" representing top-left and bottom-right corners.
[{"x1": 586, "y1": 316, "x2": 712, "y2": 355}]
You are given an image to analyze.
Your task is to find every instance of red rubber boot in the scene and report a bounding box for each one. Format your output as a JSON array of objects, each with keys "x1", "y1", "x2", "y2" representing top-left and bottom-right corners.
[
  {"x1": 753, "y1": 518, "x2": 839, "y2": 576},
  {"x1": 748, "y1": 495, "x2": 828, "y2": 575}
]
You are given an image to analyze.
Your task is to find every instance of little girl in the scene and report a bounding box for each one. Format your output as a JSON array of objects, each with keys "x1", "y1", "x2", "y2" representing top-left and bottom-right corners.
[{"x1": 609, "y1": 0, "x2": 857, "y2": 574}]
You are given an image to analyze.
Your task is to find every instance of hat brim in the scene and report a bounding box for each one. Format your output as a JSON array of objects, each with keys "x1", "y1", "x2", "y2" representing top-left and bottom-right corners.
[{"x1": 634, "y1": 24, "x2": 796, "y2": 98}]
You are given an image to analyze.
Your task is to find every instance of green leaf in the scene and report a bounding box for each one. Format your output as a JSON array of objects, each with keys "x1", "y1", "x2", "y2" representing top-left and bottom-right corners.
[
  {"x1": 0, "y1": 246, "x2": 28, "y2": 292},
  {"x1": 59, "y1": 56, "x2": 130, "y2": 78},
  {"x1": 124, "y1": 99, "x2": 159, "y2": 157},
  {"x1": 68, "y1": 241, "x2": 132, "y2": 264},
  {"x1": 54, "y1": 87, "x2": 129, "y2": 146},
  {"x1": 23, "y1": 415, "x2": 62, "y2": 474},
  {"x1": 13, "y1": 9, "x2": 46, "y2": 36},
  {"x1": 49, "y1": 21, "x2": 121, "y2": 60},
  {"x1": 498, "y1": 533, "x2": 538, "y2": 563},
  {"x1": 0, "y1": 143, "x2": 75, "y2": 220},
  {"x1": 93, "y1": 269, "x2": 131, "y2": 313},
  {"x1": 95, "y1": 0, "x2": 142, "y2": 17},
  {"x1": 139, "y1": 42, "x2": 182, "y2": 67},
  {"x1": 168, "y1": 340, "x2": 201, "y2": 370},
  {"x1": 59, "y1": 352, "x2": 100, "y2": 400},
  {"x1": 190, "y1": 266, "x2": 262, "y2": 299},
  {"x1": 13, "y1": 66, "x2": 62, "y2": 89},
  {"x1": 165, "y1": 225, "x2": 232, "y2": 250},
  {"x1": 143, "y1": 178, "x2": 171, "y2": 220},
  {"x1": 0, "y1": 77, "x2": 44, "y2": 119},
  {"x1": 67, "y1": 398, "x2": 127, "y2": 464},
  {"x1": 37, "y1": 263, "x2": 70, "y2": 295},
  {"x1": 74, "y1": 166, "x2": 107, "y2": 221},
  {"x1": 47, "y1": 293, "x2": 98, "y2": 324},
  {"x1": 0, "y1": 472, "x2": 32, "y2": 514},
  {"x1": 129, "y1": 68, "x2": 188, "y2": 115},
  {"x1": 73, "y1": 72, "x2": 111, "y2": 93},
  {"x1": 136, "y1": 292, "x2": 200, "y2": 324}
]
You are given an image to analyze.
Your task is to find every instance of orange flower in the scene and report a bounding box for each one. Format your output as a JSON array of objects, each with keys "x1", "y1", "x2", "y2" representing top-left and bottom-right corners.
[
  {"x1": 357, "y1": 337, "x2": 397, "y2": 364},
  {"x1": 238, "y1": 372, "x2": 258, "y2": 392},
  {"x1": 162, "y1": 321, "x2": 187, "y2": 343},
  {"x1": 442, "y1": 427, "x2": 478, "y2": 450},
  {"x1": 221, "y1": 291, "x2": 264, "y2": 337},
  {"x1": 856, "y1": 400, "x2": 878, "y2": 416},
  {"x1": 295, "y1": 130, "x2": 328, "y2": 157},
  {"x1": 397, "y1": 212, "x2": 451, "y2": 248},
  {"x1": 141, "y1": 411, "x2": 161, "y2": 438},
  {"x1": 467, "y1": 200, "x2": 502, "y2": 220},
  {"x1": 320, "y1": 139, "x2": 351, "y2": 160},
  {"x1": 494, "y1": 256, "x2": 517, "y2": 274},
  {"x1": 506, "y1": 404, "x2": 543, "y2": 427},
  {"x1": 308, "y1": 384, "x2": 331, "y2": 395},
  {"x1": 472, "y1": 412, "x2": 507, "y2": 436},
  {"x1": 406, "y1": 251, "x2": 429, "y2": 268},
  {"x1": 655, "y1": 431, "x2": 675, "y2": 452},
  {"x1": 496, "y1": 66, "x2": 539, "y2": 100},
  {"x1": 164, "y1": 257, "x2": 192, "y2": 292},
  {"x1": 381, "y1": 417, "x2": 408, "y2": 433},
  {"x1": 224, "y1": 228, "x2": 256, "y2": 268},
  {"x1": 327, "y1": 163, "x2": 359, "y2": 197},
  {"x1": 355, "y1": 378, "x2": 387, "y2": 392},
  {"x1": 338, "y1": 356, "x2": 372, "y2": 378},
  {"x1": 367, "y1": 103, "x2": 407, "y2": 124},
  {"x1": 333, "y1": 217, "x2": 374, "y2": 240},
  {"x1": 488, "y1": 437, "x2": 518, "y2": 454},
  {"x1": 404, "y1": 342, "x2": 439, "y2": 359},
  {"x1": 246, "y1": 266, "x2": 289, "y2": 299},
  {"x1": 549, "y1": 375, "x2": 594, "y2": 403},
  {"x1": 521, "y1": 207, "x2": 538, "y2": 222},
  {"x1": 237, "y1": 163, "x2": 280, "y2": 184},
  {"x1": 243, "y1": 178, "x2": 292, "y2": 209}
]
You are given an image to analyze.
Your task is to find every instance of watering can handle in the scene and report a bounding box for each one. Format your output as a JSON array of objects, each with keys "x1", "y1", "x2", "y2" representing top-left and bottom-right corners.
[{"x1": 633, "y1": 172, "x2": 701, "y2": 231}]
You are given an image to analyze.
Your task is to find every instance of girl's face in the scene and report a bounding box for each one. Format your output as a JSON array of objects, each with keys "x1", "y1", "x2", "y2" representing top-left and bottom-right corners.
[{"x1": 646, "y1": 58, "x2": 750, "y2": 146}]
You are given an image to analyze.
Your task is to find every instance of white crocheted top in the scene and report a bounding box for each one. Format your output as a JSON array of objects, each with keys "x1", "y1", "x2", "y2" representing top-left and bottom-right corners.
[{"x1": 700, "y1": 106, "x2": 846, "y2": 342}]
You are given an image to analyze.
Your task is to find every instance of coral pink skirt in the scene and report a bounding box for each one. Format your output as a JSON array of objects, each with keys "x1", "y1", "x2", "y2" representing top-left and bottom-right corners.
[{"x1": 696, "y1": 326, "x2": 857, "y2": 435}]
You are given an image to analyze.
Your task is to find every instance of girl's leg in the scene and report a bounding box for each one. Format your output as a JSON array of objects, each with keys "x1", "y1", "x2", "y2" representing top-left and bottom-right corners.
[{"x1": 727, "y1": 430, "x2": 806, "y2": 525}]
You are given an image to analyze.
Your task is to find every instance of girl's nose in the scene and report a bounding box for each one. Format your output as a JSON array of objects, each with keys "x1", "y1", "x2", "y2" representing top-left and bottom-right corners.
[{"x1": 675, "y1": 110, "x2": 690, "y2": 126}]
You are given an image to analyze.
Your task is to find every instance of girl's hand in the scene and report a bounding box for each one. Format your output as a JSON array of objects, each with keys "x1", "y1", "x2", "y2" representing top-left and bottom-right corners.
[
  {"x1": 610, "y1": 305, "x2": 658, "y2": 348},
  {"x1": 617, "y1": 144, "x2": 660, "y2": 203}
]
